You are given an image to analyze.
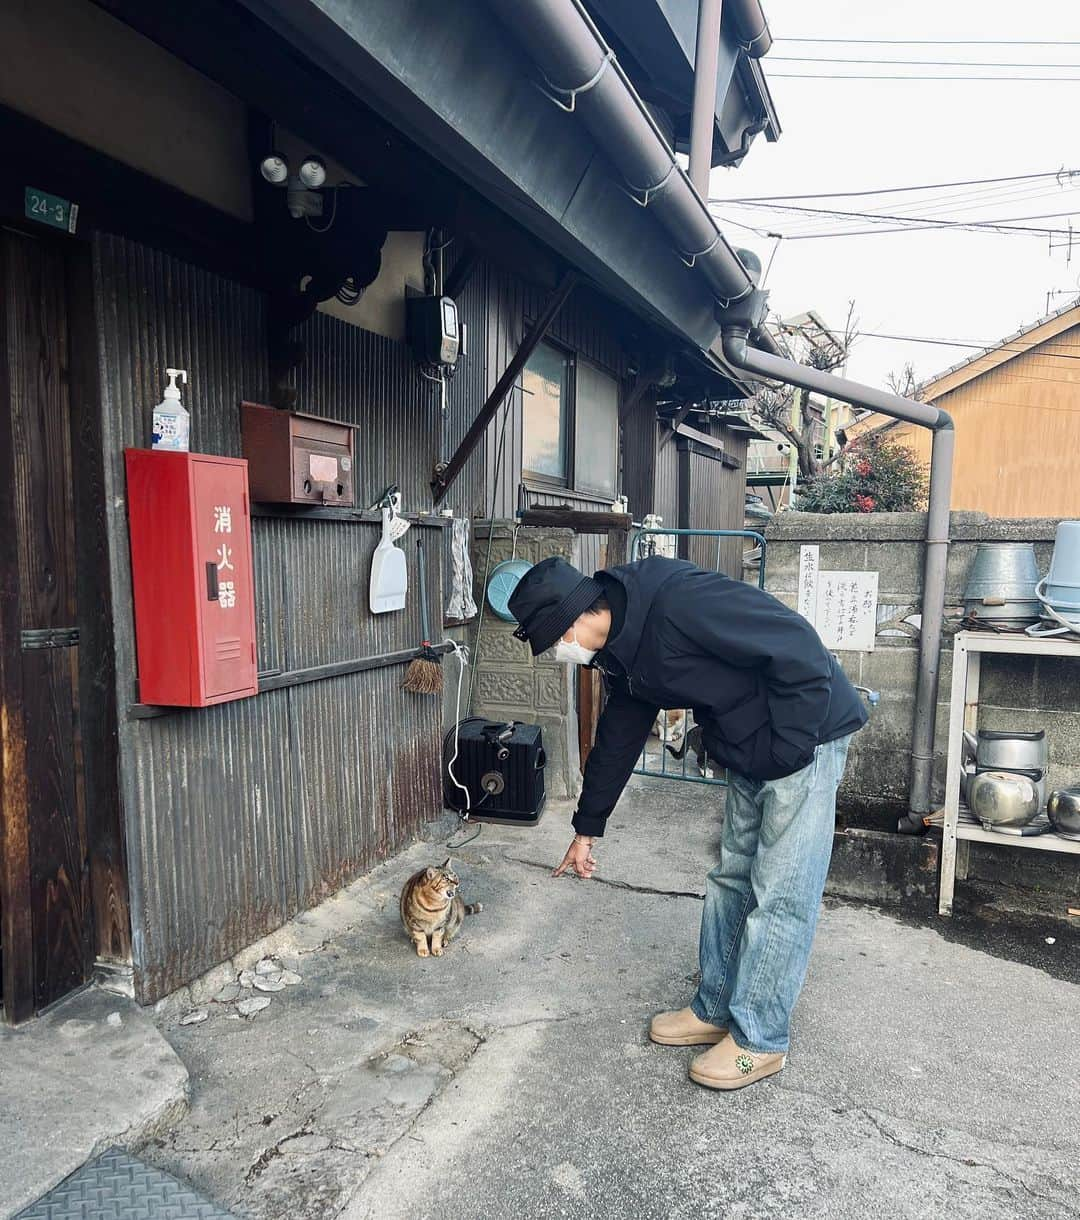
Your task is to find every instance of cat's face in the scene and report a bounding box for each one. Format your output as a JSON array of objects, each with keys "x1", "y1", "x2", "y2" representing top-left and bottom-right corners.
[{"x1": 425, "y1": 858, "x2": 458, "y2": 899}]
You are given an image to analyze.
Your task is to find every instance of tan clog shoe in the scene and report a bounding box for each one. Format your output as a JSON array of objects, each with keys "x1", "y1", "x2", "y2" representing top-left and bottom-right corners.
[
  {"x1": 648, "y1": 1007, "x2": 728, "y2": 1046},
  {"x1": 689, "y1": 1038, "x2": 786, "y2": 1090}
]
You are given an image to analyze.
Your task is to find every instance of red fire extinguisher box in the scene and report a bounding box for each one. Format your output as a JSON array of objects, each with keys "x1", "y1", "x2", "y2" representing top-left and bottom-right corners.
[{"x1": 125, "y1": 449, "x2": 258, "y2": 706}]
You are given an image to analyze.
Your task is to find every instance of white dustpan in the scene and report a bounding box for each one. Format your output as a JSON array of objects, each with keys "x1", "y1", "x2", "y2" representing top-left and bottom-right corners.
[{"x1": 369, "y1": 498, "x2": 410, "y2": 613}]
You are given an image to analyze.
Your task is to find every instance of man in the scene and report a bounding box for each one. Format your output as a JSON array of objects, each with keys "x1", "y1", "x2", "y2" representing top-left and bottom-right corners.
[{"x1": 508, "y1": 554, "x2": 867, "y2": 1091}]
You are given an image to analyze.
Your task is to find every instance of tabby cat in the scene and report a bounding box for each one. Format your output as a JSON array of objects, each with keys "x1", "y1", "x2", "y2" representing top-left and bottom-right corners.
[
  {"x1": 399, "y1": 858, "x2": 482, "y2": 957},
  {"x1": 665, "y1": 723, "x2": 720, "y2": 779}
]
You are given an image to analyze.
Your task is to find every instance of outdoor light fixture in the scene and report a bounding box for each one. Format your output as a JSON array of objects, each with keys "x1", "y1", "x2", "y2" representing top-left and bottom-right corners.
[
  {"x1": 259, "y1": 153, "x2": 289, "y2": 185},
  {"x1": 258, "y1": 150, "x2": 328, "y2": 222},
  {"x1": 298, "y1": 157, "x2": 327, "y2": 189}
]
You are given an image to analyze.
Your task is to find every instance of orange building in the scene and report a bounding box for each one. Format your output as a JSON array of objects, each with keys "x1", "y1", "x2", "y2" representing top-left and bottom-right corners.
[{"x1": 859, "y1": 301, "x2": 1080, "y2": 518}]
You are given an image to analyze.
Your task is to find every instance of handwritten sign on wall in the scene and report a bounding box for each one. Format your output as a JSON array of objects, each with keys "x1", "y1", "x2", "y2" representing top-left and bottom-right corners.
[{"x1": 798, "y1": 545, "x2": 879, "y2": 652}]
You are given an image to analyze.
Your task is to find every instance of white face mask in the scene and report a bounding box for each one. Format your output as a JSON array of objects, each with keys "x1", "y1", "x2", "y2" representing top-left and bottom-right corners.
[{"x1": 553, "y1": 627, "x2": 597, "y2": 667}]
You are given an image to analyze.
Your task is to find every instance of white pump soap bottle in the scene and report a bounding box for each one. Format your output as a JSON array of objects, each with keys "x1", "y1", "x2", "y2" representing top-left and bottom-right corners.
[{"x1": 152, "y1": 367, "x2": 190, "y2": 452}]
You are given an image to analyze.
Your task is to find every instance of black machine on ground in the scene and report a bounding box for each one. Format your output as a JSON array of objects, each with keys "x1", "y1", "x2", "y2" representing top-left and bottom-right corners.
[{"x1": 442, "y1": 718, "x2": 546, "y2": 826}]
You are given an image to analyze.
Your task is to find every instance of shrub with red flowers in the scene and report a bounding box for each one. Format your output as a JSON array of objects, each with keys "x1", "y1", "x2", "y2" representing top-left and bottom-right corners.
[{"x1": 796, "y1": 435, "x2": 928, "y2": 514}]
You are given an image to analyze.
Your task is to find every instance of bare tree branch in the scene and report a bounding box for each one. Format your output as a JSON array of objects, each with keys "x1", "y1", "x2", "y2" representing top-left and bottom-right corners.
[{"x1": 746, "y1": 305, "x2": 859, "y2": 480}]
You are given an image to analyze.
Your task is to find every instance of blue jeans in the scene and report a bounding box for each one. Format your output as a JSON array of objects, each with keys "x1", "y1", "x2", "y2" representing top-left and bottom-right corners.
[{"x1": 691, "y1": 735, "x2": 852, "y2": 1054}]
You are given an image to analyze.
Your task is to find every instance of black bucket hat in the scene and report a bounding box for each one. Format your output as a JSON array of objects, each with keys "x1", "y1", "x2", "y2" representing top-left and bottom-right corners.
[{"x1": 508, "y1": 556, "x2": 604, "y2": 656}]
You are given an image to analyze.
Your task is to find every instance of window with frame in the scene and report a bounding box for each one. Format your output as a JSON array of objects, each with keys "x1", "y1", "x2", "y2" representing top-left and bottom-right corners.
[
  {"x1": 574, "y1": 357, "x2": 619, "y2": 498},
  {"x1": 522, "y1": 341, "x2": 619, "y2": 498},
  {"x1": 522, "y1": 341, "x2": 571, "y2": 484}
]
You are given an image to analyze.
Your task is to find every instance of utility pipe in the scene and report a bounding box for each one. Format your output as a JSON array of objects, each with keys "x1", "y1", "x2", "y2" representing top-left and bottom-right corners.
[
  {"x1": 722, "y1": 329, "x2": 955, "y2": 834},
  {"x1": 688, "y1": 0, "x2": 723, "y2": 196}
]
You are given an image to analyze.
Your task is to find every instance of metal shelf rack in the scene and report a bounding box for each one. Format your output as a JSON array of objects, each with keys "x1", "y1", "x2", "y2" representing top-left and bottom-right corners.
[{"x1": 940, "y1": 630, "x2": 1080, "y2": 916}]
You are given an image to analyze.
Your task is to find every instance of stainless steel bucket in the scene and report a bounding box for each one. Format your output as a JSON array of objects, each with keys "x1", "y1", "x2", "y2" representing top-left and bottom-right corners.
[{"x1": 962, "y1": 543, "x2": 1041, "y2": 626}]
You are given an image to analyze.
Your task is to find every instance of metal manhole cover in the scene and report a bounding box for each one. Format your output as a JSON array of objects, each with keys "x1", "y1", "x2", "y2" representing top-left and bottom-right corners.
[{"x1": 15, "y1": 1146, "x2": 236, "y2": 1219}]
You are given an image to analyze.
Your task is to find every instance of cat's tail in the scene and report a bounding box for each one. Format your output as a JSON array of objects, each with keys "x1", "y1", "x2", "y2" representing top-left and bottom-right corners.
[
  {"x1": 664, "y1": 737, "x2": 689, "y2": 761},
  {"x1": 464, "y1": 902, "x2": 483, "y2": 916}
]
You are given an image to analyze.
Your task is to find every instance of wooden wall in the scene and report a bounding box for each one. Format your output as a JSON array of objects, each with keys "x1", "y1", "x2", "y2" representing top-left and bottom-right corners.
[{"x1": 887, "y1": 322, "x2": 1080, "y2": 518}]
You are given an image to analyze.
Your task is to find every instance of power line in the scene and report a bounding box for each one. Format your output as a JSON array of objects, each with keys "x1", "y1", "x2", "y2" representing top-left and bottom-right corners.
[
  {"x1": 712, "y1": 214, "x2": 1074, "y2": 242},
  {"x1": 769, "y1": 73, "x2": 1080, "y2": 81},
  {"x1": 773, "y1": 56, "x2": 1080, "y2": 68},
  {"x1": 735, "y1": 182, "x2": 1080, "y2": 239},
  {"x1": 781, "y1": 223, "x2": 1072, "y2": 239},
  {"x1": 807, "y1": 327, "x2": 1080, "y2": 357},
  {"x1": 715, "y1": 170, "x2": 1077, "y2": 204},
  {"x1": 775, "y1": 38, "x2": 1080, "y2": 46},
  {"x1": 713, "y1": 200, "x2": 1080, "y2": 232}
]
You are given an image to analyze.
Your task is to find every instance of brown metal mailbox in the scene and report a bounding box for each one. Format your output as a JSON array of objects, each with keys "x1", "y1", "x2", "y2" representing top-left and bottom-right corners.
[{"x1": 240, "y1": 401, "x2": 357, "y2": 506}]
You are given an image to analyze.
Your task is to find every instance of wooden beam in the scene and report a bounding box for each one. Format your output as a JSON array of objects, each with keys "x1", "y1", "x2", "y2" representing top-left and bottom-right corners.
[
  {"x1": 669, "y1": 421, "x2": 724, "y2": 452},
  {"x1": 432, "y1": 271, "x2": 577, "y2": 503},
  {"x1": 605, "y1": 526, "x2": 630, "y2": 566},
  {"x1": 618, "y1": 374, "x2": 655, "y2": 426},
  {"x1": 0, "y1": 236, "x2": 34, "y2": 1023},
  {"x1": 444, "y1": 244, "x2": 480, "y2": 301},
  {"x1": 658, "y1": 402, "x2": 696, "y2": 451},
  {"x1": 519, "y1": 508, "x2": 632, "y2": 532},
  {"x1": 66, "y1": 246, "x2": 130, "y2": 967}
]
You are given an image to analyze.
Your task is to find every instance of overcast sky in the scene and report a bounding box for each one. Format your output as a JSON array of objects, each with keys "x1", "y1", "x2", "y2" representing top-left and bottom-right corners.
[{"x1": 708, "y1": 0, "x2": 1080, "y2": 389}]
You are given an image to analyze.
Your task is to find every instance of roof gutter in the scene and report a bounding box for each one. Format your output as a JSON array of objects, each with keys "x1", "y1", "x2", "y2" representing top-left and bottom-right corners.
[
  {"x1": 492, "y1": 0, "x2": 945, "y2": 830},
  {"x1": 489, "y1": 0, "x2": 775, "y2": 348},
  {"x1": 721, "y1": 328, "x2": 955, "y2": 835},
  {"x1": 727, "y1": 0, "x2": 773, "y2": 57}
]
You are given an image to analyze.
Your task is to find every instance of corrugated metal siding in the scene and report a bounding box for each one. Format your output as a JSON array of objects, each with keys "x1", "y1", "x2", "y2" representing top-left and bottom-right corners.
[
  {"x1": 94, "y1": 235, "x2": 444, "y2": 1002},
  {"x1": 481, "y1": 267, "x2": 632, "y2": 522},
  {"x1": 654, "y1": 425, "x2": 680, "y2": 525},
  {"x1": 484, "y1": 265, "x2": 526, "y2": 520},
  {"x1": 443, "y1": 251, "x2": 489, "y2": 520},
  {"x1": 621, "y1": 391, "x2": 657, "y2": 522},
  {"x1": 715, "y1": 429, "x2": 750, "y2": 577}
]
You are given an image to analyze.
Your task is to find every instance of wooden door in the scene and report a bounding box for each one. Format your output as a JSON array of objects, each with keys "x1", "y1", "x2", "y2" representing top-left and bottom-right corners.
[{"x1": 0, "y1": 230, "x2": 93, "y2": 1020}]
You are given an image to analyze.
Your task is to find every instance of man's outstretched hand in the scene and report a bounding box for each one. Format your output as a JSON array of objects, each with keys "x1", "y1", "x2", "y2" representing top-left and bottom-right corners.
[{"x1": 553, "y1": 835, "x2": 597, "y2": 879}]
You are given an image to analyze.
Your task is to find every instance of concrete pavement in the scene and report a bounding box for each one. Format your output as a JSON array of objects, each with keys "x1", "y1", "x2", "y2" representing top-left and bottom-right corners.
[
  {"x1": 125, "y1": 772, "x2": 1079, "y2": 1220},
  {"x1": 0, "y1": 988, "x2": 189, "y2": 1217}
]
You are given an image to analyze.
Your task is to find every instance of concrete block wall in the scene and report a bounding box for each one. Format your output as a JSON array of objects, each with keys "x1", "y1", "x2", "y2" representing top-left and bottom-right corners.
[
  {"x1": 764, "y1": 512, "x2": 1080, "y2": 821},
  {"x1": 462, "y1": 524, "x2": 581, "y2": 801}
]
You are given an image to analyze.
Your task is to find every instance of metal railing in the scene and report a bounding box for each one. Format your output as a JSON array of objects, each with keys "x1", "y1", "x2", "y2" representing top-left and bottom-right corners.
[{"x1": 630, "y1": 528, "x2": 767, "y2": 786}]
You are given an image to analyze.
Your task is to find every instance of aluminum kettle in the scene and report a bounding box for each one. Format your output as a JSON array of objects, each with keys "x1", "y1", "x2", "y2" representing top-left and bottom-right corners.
[{"x1": 961, "y1": 728, "x2": 1047, "y2": 772}]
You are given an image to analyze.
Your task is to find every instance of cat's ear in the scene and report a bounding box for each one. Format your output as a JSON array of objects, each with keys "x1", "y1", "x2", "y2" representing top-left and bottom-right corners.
[
  {"x1": 441, "y1": 857, "x2": 451, "y2": 870},
  {"x1": 424, "y1": 867, "x2": 436, "y2": 880}
]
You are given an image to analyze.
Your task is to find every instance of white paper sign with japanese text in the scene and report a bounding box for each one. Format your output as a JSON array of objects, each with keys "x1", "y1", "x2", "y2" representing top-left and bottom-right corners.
[
  {"x1": 815, "y1": 570, "x2": 879, "y2": 652},
  {"x1": 797, "y1": 545, "x2": 879, "y2": 652},
  {"x1": 797, "y1": 545, "x2": 819, "y2": 620}
]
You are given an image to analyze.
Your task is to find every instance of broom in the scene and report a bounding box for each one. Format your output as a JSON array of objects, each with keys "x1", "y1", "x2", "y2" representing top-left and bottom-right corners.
[{"x1": 402, "y1": 535, "x2": 443, "y2": 694}]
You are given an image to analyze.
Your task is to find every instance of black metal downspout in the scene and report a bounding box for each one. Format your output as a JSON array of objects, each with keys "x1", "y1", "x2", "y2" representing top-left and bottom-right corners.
[{"x1": 722, "y1": 329, "x2": 955, "y2": 835}]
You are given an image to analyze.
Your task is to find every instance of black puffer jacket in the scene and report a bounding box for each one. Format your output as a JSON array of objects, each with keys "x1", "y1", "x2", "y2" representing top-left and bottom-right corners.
[{"x1": 574, "y1": 557, "x2": 867, "y2": 837}]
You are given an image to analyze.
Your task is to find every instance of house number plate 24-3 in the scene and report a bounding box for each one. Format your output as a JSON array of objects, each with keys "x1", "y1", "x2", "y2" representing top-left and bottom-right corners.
[{"x1": 24, "y1": 186, "x2": 79, "y2": 234}]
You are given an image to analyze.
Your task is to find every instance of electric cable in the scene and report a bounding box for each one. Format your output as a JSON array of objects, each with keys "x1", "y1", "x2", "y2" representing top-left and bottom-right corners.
[
  {"x1": 775, "y1": 38, "x2": 1080, "y2": 46},
  {"x1": 772, "y1": 56, "x2": 1080, "y2": 69},
  {"x1": 712, "y1": 201, "x2": 1080, "y2": 229},
  {"x1": 717, "y1": 169, "x2": 1077, "y2": 203},
  {"x1": 769, "y1": 73, "x2": 1080, "y2": 81}
]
